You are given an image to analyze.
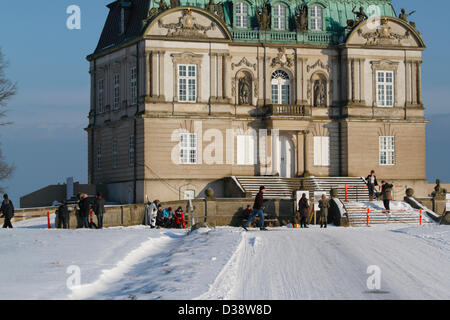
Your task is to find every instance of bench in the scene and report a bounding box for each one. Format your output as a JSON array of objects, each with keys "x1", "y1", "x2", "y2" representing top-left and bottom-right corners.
[{"x1": 243, "y1": 214, "x2": 280, "y2": 227}]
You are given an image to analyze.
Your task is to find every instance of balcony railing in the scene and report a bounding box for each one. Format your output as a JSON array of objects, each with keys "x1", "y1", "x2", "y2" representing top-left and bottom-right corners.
[
  {"x1": 268, "y1": 104, "x2": 310, "y2": 117},
  {"x1": 231, "y1": 30, "x2": 340, "y2": 45}
]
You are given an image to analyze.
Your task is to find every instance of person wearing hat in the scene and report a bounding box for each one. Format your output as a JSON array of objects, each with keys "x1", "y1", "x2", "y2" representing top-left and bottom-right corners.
[{"x1": 242, "y1": 186, "x2": 268, "y2": 231}]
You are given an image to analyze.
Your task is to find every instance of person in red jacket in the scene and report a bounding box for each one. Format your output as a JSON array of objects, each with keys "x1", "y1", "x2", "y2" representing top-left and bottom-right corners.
[{"x1": 174, "y1": 207, "x2": 186, "y2": 229}]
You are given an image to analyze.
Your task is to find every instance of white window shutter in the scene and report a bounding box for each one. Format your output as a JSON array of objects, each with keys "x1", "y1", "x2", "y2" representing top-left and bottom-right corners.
[
  {"x1": 322, "y1": 137, "x2": 330, "y2": 166},
  {"x1": 314, "y1": 136, "x2": 321, "y2": 166},
  {"x1": 248, "y1": 135, "x2": 255, "y2": 165},
  {"x1": 237, "y1": 135, "x2": 245, "y2": 165}
]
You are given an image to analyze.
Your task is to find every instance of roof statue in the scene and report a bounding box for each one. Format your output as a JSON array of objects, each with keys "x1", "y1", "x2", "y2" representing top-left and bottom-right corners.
[
  {"x1": 257, "y1": 3, "x2": 271, "y2": 31},
  {"x1": 170, "y1": 0, "x2": 180, "y2": 9},
  {"x1": 347, "y1": 6, "x2": 368, "y2": 30},
  {"x1": 205, "y1": 0, "x2": 225, "y2": 22},
  {"x1": 295, "y1": 5, "x2": 308, "y2": 32},
  {"x1": 399, "y1": 8, "x2": 417, "y2": 29}
]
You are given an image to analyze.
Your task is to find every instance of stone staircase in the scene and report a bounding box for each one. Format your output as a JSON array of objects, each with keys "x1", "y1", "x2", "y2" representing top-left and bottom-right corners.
[
  {"x1": 343, "y1": 201, "x2": 426, "y2": 227},
  {"x1": 232, "y1": 176, "x2": 302, "y2": 199},
  {"x1": 300, "y1": 177, "x2": 370, "y2": 202}
]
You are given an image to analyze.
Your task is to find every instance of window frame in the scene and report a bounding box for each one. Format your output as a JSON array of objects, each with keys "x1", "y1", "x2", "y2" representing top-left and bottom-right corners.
[
  {"x1": 97, "y1": 79, "x2": 104, "y2": 114},
  {"x1": 129, "y1": 135, "x2": 135, "y2": 167},
  {"x1": 130, "y1": 66, "x2": 137, "y2": 105},
  {"x1": 310, "y1": 5, "x2": 324, "y2": 31},
  {"x1": 272, "y1": 3, "x2": 288, "y2": 30},
  {"x1": 97, "y1": 143, "x2": 102, "y2": 170},
  {"x1": 379, "y1": 136, "x2": 395, "y2": 166},
  {"x1": 376, "y1": 71, "x2": 394, "y2": 107},
  {"x1": 112, "y1": 138, "x2": 118, "y2": 169},
  {"x1": 271, "y1": 70, "x2": 291, "y2": 105},
  {"x1": 235, "y1": 2, "x2": 250, "y2": 29},
  {"x1": 178, "y1": 64, "x2": 197, "y2": 103},
  {"x1": 113, "y1": 73, "x2": 120, "y2": 110},
  {"x1": 180, "y1": 133, "x2": 198, "y2": 165}
]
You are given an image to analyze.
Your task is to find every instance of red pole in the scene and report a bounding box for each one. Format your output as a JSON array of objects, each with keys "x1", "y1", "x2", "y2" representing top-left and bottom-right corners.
[
  {"x1": 90, "y1": 210, "x2": 93, "y2": 223},
  {"x1": 367, "y1": 208, "x2": 370, "y2": 227},
  {"x1": 420, "y1": 209, "x2": 422, "y2": 226},
  {"x1": 47, "y1": 211, "x2": 51, "y2": 229},
  {"x1": 345, "y1": 185, "x2": 348, "y2": 201}
]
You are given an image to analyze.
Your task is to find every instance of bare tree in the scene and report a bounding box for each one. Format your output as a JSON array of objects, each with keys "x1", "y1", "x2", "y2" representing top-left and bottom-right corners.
[{"x1": 0, "y1": 48, "x2": 16, "y2": 193}]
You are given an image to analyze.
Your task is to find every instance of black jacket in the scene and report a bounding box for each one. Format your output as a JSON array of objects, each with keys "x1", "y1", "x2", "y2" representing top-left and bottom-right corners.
[
  {"x1": 366, "y1": 175, "x2": 378, "y2": 186},
  {"x1": 57, "y1": 204, "x2": 69, "y2": 218},
  {"x1": 1, "y1": 200, "x2": 14, "y2": 219},
  {"x1": 93, "y1": 198, "x2": 106, "y2": 215},
  {"x1": 78, "y1": 198, "x2": 91, "y2": 218},
  {"x1": 253, "y1": 192, "x2": 264, "y2": 210},
  {"x1": 381, "y1": 183, "x2": 394, "y2": 199}
]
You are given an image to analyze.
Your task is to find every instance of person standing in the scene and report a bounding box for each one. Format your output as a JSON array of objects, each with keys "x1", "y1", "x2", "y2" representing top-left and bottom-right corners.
[
  {"x1": 298, "y1": 193, "x2": 310, "y2": 228},
  {"x1": 57, "y1": 200, "x2": 69, "y2": 229},
  {"x1": 242, "y1": 186, "x2": 268, "y2": 231},
  {"x1": 78, "y1": 194, "x2": 91, "y2": 228},
  {"x1": 381, "y1": 181, "x2": 394, "y2": 212},
  {"x1": 366, "y1": 170, "x2": 378, "y2": 201},
  {"x1": 1, "y1": 194, "x2": 14, "y2": 229},
  {"x1": 319, "y1": 194, "x2": 330, "y2": 228},
  {"x1": 93, "y1": 192, "x2": 106, "y2": 229}
]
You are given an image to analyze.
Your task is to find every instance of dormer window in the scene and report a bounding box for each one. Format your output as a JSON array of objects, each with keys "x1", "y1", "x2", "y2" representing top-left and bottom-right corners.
[
  {"x1": 235, "y1": 2, "x2": 249, "y2": 28},
  {"x1": 310, "y1": 5, "x2": 323, "y2": 31},
  {"x1": 273, "y1": 4, "x2": 287, "y2": 30}
]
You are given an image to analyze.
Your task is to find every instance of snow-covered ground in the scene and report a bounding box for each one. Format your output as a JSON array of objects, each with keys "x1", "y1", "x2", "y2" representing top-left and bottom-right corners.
[{"x1": 0, "y1": 217, "x2": 448, "y2": 300}]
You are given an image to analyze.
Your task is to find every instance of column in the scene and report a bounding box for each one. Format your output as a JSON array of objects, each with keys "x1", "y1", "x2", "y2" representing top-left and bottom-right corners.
[
  {"x1": 405, "y1": 60, "x2": 411, "y2": 105},
  {"x1": 417, "y1": 61, "x2": 422, "y2": 105},
  {"x1": 151, "y1": 51, "x2": 158, "y2": 99},
  {"x1": 159, "y1": 51, "x2": 165, "y2": 100},
  {"x1": 272, "y1": 130, "x2": 279, "y2": 175},
  {"x1": 359, "y1": 58, "x2": 365, "y2": 105},
  {"x1": 296, "y1": 131, "x2": 304, "y2": 177},
  {"x1": 303, "y1": 130, "x2": 311, "y2": 177},
  {"x1": 296, "y1": 56, "x2": 303, "y2": 104}
]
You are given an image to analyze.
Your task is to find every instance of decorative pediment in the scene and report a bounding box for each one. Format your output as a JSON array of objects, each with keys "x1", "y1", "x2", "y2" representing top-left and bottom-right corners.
[
  {"x1": 145, "y1": 7, "x2": 232, "y2": 41},
  {"x1": 346, "y1": 17, "x2": 425, "y2": 49},
  {"x1": 271, "y1": 48, "x2": 294, "y2": 69},
  {"x1": 231, "y1": 57, "x2": 257, "y2": 71},
  {"x1": 307, "y1": 59, "x2": 330, "y2": 73}
]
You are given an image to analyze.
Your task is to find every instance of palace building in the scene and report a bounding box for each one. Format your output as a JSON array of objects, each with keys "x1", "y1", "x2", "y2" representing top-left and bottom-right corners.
[{"x1": 87, "y1": 0, "x2": 427, "y2": 204}]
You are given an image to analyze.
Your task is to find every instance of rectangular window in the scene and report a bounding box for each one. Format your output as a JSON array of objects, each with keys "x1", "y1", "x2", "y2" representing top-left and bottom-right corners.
[
  {"x1": 178, "y1": 65, "x2": 197, "y2": 102},
  {"x1": 379, "y1": 136, "x2": 395, "y2": 166},
  {"x1": 310, "y1": 6, "x2": 323, "y2": 31},
  {"x1": 97, "y1": 79, "x2": 104, "y2": 114},
  {"x1": 130, "y1": 67, "x2": 137, "y2": 105},
  {"x1": 97, "y1": 144, "x2": 102, "y2": 170},
  {"x1": 237, "y1": 134, "x2": 256, "y2": 165},
  {"x1": 112, "y1": 139, "x2": 118, "y2": 169},
  {"x1": 113, "y1": 74, "x2": 120, "y2": 110},
  {"x1": 273, "y1": 5, "x2": 286, "y2": 30},
  {"x1": 180, "y1": 133, "x2": 197, "y2": 164},
  {"x1": 236, "y1": 2, "x2": 249, "y2": 28},
  {"x1": 129, "y1": 135, "x2": 135, "y2": 167},
  {"x1": 376, "y1": 71, "x2": 394, "y2": 107},
  {"x1": 314, "y1": 136, "x2": 330, "y2": 167}
]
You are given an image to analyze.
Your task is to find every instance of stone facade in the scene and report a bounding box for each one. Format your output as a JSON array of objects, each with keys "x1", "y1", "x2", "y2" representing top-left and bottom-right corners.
[{"x1": 86, "y1": 0, "x2": 428, "y2": 203}]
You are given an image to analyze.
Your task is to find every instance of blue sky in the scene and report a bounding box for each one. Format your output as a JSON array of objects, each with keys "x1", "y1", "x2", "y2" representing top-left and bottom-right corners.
[{"x1": 0, "y1": 0, "x2": 449, "y2": 207}]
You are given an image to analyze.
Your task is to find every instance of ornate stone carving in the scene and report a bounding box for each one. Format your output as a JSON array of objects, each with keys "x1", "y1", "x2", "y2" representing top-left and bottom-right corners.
[
  {"x1": 205, "y1": 0, "x2": 225, "y2": 22},
  {"x1": 231, "y1": 57, "x2": 256, "y2": 71},
  {"x1": 149, "y1": 0, "x2": 169, "y2": 19},
  {"x1": 238, "y1": 77, "x2": 252, "y2": 105},
  {"x1": 313, "y1": 79, "x2": 327, "y2": 107},
  {"x1": 307, "y1": 60, "x2": 330, "y2": 73},
  {"x1": 295, "y1": 5, "x2": 308, "y2": 32},
  {"x1": 358, "y1": 23, "x2": 410, "y2": 46},
  {"x1": 257, "y1": 4, "x2": 271, "y2": 31},
  {"x1": 158, "y1": 9, "x2": 215, "y2": 39},
  {"x1": 271, "y1": 48, "x2": 294, "y2": 68}
]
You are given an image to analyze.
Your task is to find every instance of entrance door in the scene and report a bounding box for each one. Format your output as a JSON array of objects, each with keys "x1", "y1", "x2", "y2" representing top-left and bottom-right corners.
[{"x1": 279, "y1": 136, "x2": 294, "y2": 178}]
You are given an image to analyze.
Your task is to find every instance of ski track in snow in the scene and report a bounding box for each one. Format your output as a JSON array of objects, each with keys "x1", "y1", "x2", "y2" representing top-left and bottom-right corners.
[{"x1": 1, "y1": 216, "x2": 449, "y2": 300}]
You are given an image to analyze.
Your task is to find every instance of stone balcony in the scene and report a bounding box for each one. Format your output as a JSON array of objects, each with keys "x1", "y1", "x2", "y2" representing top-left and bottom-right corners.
[
  {"x1": 231, "y1": 29, "x2": 340, "y2": 45},
  {"x1": 266, "y1": 104, "x2": 311, "y2": 118}
]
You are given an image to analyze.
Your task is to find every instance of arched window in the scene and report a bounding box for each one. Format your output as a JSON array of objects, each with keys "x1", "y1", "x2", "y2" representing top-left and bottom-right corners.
[
  {"x1": 273, "y1": 4, "x2": 287, "y2": 30},
  {"x1": 271, "y1": 70, "x2": 290, "y2": 104},
  {"x1": 235, "y1": 2, "x2": 249, "y2": 28},
  {"x1": 310, "y1": 5, "x2": 323, "y2": 31}
]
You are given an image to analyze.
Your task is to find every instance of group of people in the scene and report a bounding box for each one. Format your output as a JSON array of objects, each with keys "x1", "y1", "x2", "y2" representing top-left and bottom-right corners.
[
  {"x1": 366, "y1": 170, "x2": 394, "y2": 212},
  {"x1": 296, "y1": 193, "x2": 330, "y2": 229},
  {"x1": 55, "y1": 192, "x2": 106, "y2": 229},
  {"x1": 146, "y1": 200, "x2": 186, "y2": 229}
]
